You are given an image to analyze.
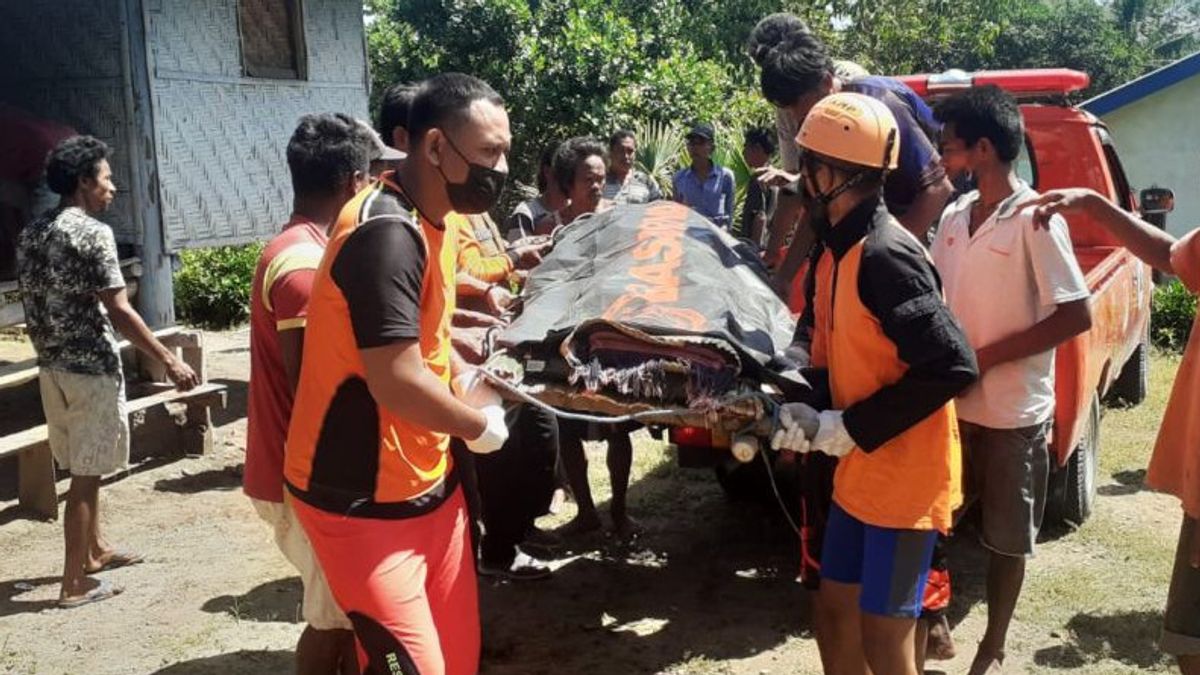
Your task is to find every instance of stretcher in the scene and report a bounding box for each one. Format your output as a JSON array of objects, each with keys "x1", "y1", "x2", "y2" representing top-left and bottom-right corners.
[{"x1": 477, "y1": 202, "x2": 820, "y2": 461}]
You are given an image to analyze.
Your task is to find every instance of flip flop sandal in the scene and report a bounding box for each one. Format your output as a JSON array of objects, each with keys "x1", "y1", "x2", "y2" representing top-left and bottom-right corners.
[
  {"x1": 59, "y1": 579, "x2": 123, "y2": 609},
  {"x1": 91, "y1": 551, "x2": 145, "y2": 573}
]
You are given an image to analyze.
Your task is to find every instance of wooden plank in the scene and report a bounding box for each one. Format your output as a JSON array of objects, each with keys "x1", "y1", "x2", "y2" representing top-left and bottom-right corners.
[
  {"x1": 0, "y1": 358, "x2": 39, "y2": 390},
  {"x1": 0, "y1": 421, "x2": 50, "y2": 457},
  {"x1": 16, "y1": 441, "x2": 57, "y2": 520},
  {"x1": 0, "y1": 299, "x2": 24, "y2": 328},
  {"x1": 126, "y1": 382, "x2": 226, "y2": 416},
  {"x1": 0, "y1": 382, "x2": 227, "y2": 458}
]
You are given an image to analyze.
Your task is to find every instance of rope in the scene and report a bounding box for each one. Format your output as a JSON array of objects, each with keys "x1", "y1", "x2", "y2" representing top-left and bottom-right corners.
[{"x1": 759, "y1": 438, "x2": 803, "y2": 538}]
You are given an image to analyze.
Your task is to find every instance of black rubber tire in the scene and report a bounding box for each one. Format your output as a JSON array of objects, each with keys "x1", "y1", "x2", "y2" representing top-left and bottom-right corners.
[
  {"x1": 1108, "y1": 341, "x2": 1149, "y2": 406},
  {"x1": 1048, "y1": 395, "x2": 1100, "y2": 527}
]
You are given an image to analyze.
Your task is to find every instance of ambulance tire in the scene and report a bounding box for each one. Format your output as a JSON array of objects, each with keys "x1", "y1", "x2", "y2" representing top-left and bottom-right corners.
[
  {"x1": 1108, "y1": 341, "x2": 1148, "y2": 406},
  {"x1": 1048, "y1": 395, "x2": 1100, "y2": 527}
]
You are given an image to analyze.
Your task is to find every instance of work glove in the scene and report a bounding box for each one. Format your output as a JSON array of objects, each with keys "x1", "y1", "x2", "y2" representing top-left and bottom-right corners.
[
  {"x1": 453, "y1": 370, "x2": 509, "y2": 454},
  {"x1": 811, "y1": 410, "x2": 855, "y2": 458},
  {"x1": 771, "y1": 403, "x2": 819, "y2": 453},
  {"x1": 466, "y1": 404, "x2": 508, "y2": 454},
  {"x1": 770, "y1": 404, "x2": 856, "y2": 458}
]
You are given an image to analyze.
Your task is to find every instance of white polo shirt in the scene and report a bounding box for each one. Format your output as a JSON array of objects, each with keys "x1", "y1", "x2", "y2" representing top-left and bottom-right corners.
[{"x1": 930, "y1": 182, "x2": 1089, "y2": 429}]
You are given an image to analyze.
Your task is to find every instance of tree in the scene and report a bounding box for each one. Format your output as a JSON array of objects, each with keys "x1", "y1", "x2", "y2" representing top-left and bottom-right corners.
[
  {"x1": 366, "y1": 0, "x2": 775, "y2": 190},
  {"x1": 990, "y1": 0, "x2": 1154, "y2": 97},
  {"x1": 364, "y1": 0, "x2": 1171, "y2": 188}
]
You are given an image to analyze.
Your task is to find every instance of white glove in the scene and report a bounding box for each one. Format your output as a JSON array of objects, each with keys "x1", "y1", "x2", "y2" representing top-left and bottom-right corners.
[
  {"x1": 771, "y1": 403, "x2": 818, "y2": 453},
  {"x1": 466, "y1": 404, "x2": 508, "y2": 454},
  {"x1": 812, "y1": 410, "x2": 856, "y2": 458},
  {"x1": 452, "y1": 370, "x2": 503, "y2": 410}
]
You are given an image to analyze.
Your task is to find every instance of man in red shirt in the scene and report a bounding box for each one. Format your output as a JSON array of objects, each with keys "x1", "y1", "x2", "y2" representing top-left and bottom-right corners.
[{"x1": 244, "y1": 112, "x2": 394, "y2": 675}]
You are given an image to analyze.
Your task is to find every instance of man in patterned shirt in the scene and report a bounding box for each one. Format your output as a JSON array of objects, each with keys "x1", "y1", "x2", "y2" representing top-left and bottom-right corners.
[
  {"x1": 17, "y1": 135, "x2": 199, "y2": 608},
  {"x1": 602, "y1": 129, "x2": 662, "y2": 205}
]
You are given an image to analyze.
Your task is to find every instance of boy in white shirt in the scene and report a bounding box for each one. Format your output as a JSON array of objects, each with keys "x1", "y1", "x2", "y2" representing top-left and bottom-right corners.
[{"x1": 930, "y1": 86, "x2": 1093, "y2": 675}]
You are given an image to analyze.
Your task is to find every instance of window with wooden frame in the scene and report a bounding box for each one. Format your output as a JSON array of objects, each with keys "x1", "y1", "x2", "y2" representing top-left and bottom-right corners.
[{"x1": 237, "y1": 0, "x2": 307, "y2": 80}]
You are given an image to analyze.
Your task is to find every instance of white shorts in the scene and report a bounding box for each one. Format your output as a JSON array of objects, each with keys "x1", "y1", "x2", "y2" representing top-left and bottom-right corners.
[
  {"x1": 39, "y1": 369, "x2": 129, "y2": 477},
  {"x1": 251, "y1": 497, "x2": 352, "y2": 631}
]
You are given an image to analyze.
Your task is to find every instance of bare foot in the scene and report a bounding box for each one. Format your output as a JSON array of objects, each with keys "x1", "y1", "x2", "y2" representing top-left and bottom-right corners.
[
  {"x1": 967, "y1": 649, "x2": 1005, "y2": 675},
  {"x1": 558, "y1": 511, "x2": 602, "y2": 537},
  {"x1": 59, "y1": 577, "x2": 123, "y2": 608},
  {"x1": 86, "y1": 550, "x2": 144, "y2": 574},
  {"x1": 926, "y1": 614, "x2": 957, "y2": 661}
]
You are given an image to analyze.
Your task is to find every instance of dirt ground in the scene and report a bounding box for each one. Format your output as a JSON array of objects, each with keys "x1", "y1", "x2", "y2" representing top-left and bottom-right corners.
[{"x1": 0, "y1": 329, "x2": 1187, "y2": 674}]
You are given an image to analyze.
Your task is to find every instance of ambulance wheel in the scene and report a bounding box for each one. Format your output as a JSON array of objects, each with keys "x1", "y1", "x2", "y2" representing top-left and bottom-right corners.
[
  {"x1": 1108, "y1": 341, "x2": 1148, "y2": 406},
  {"x1": 1048, "y1": 395, "x2": 1100, "y2": 527}
]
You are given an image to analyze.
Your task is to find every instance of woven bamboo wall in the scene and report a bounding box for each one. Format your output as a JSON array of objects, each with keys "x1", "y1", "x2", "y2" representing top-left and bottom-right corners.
[
  {"x1": 0, "y1": 1, "x2": 139, "y2": 244},
  {"x1": 148, "y1": 0, "x2": 368, "y2": 250}
]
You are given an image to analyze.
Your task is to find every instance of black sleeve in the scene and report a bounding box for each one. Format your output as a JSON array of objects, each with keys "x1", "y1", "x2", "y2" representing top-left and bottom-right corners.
[
  {"x1": 843, "y1": 230, "x2": 978, "y2": 451},
  {"x1": 331, "y1": 217, "x2": 427, "y2": 349}
]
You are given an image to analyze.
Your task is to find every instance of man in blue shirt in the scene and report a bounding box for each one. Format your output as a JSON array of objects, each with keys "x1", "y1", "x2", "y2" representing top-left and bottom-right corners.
[{"x1": 672, "y1": 123, "x2": 736, "y2": 229}]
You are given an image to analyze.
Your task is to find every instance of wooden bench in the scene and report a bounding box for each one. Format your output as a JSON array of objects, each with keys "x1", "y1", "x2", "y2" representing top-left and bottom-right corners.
[{"x1": 0, "y1": 327, "x2": 226, "y2": 521}]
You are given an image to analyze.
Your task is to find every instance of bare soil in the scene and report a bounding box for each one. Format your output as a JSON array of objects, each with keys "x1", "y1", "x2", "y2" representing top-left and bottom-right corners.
[{"x1": 0, "y1": 330, "x2": 1183, "y2": 674}]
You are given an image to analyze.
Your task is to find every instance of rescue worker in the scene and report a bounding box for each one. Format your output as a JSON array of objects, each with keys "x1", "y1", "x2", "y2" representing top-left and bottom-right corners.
[
  {"x1": 283, "y1": 73, "x2": 511, "y2": 675},
  {"x1": 772, "y1": 93, "x2": 977, "y2": 675}
]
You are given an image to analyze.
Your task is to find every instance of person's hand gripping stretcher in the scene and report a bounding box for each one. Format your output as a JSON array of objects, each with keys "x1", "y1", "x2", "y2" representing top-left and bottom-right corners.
[{"x1": 771, "y1": 402, "x2": 854, "y2": 457}]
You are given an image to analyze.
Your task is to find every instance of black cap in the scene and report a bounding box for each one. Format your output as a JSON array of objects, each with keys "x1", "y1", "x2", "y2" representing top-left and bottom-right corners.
[
  {"x1": 686, "y1": 122, "x2": 715, "y2": 141},
  {"x1": 356, "y1": 118, "x2": 405, "y2": 161}
]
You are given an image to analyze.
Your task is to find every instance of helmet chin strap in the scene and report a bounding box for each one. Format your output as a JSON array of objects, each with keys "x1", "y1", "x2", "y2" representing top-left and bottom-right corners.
[{"x1": 804, "y1": 155, "x2": 869, "y2": 209}]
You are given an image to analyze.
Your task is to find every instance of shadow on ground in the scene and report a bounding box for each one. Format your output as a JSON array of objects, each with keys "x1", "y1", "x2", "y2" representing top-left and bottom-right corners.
[
  {"x1": 1098, "y1": 469, "x2": 1148, "y2": 497},
  {"x1": 1033, "y1": 610, "x2": 1170, "y2": 670},
  {"x1": 150, "y1": 649, "x2": 293, "y2": 674},
  {"x1": 201, "y1": 577, "x2": 302, "y2": 624},
  {"x1": 154, "y1": 466, "x2": 242, "y2": 494},
  {"x1": 0, "y1": 575, "x2": 61, "y2": 617},
  {"x1": 479, "y1": 454, "x2": 813, "y2": 674}
]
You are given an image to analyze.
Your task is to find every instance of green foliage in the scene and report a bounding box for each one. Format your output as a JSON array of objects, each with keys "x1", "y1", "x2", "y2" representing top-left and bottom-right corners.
[
  {"x1": 367, "y1": 0, "x2": 775, "y2": 188},
  {"x1": 831, "y1": 0, "x2": 1012, "y2": 75},
  {"x1": 632, "y1": 119, "x2": 685, "y2": 198},
  {"x1": 366, "y1": 0, "x2": 1169, "y2": 191},
  {"x1": 174, "y1": 243, "x2": 264, "y2": 330},
  {"x1": 989, "y1": 0, "x2": 1155, "y2": 97},
  {"x1": 1151, "y1": 278, "x2": 1197, "y2": 351}
]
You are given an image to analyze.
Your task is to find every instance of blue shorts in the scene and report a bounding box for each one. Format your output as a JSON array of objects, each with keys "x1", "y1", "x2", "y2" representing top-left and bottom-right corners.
[{"x1": 821, "y1": 502, "x2": 938, "y2": 618}]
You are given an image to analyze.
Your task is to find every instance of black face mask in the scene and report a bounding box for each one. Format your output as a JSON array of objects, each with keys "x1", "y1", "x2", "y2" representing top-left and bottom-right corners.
[
  {"x1": 437, "y1": 134, "x2": 507, "y2": 214},
  {"x1": 800, "y1": 164, "x2": 832, "y2": 241}
]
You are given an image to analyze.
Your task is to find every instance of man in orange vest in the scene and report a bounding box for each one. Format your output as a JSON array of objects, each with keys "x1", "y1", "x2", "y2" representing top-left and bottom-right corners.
[
  {"x1": 772, "y1": 93, "x2": 977, "y2": 675},
  {"x1": 284, "y1": 73, "x2": 511, "y2": 675}
]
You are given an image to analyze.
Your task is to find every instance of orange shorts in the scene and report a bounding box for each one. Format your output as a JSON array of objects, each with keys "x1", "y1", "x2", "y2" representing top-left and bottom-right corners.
[{"x1": 291, "y1": 488, "x2": 479, "y2": 675}]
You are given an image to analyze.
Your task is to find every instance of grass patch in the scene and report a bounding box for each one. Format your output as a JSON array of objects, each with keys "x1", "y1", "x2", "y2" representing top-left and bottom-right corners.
[
  {"x1": 1019, "y1": 351, "x2": 1182, "y2": 673},
  {"x1": 1100, "y1": 349, "x2": 1181, "y2": 478}
]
